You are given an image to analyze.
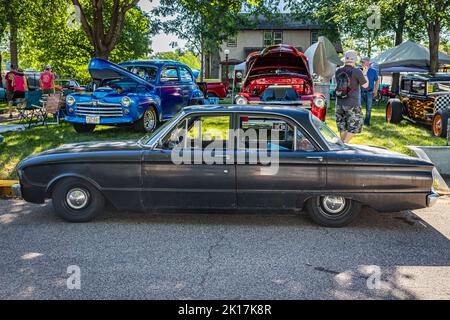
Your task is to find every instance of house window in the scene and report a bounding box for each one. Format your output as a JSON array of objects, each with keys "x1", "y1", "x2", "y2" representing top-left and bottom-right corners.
[
  {"x1": 311, "y1": 31, "x2": 319, "y2": 44},
  {"x1": 227, "y1": 36, "x2": 237, "y2": 47},
  {"x1": 263, "y1": 31, "x2": 283, "y2": 46}
]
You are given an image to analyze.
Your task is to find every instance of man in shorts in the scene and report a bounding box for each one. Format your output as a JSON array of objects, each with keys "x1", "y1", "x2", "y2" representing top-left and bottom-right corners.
[
  {"x1": 5, "y1": 65, "x2": 17, "y2": 119},
  {"x1": 335, "y1": 50, "x2": 368, "y2": 143}
]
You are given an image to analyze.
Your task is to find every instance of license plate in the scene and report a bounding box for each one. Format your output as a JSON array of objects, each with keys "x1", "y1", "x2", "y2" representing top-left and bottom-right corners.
[{"x1": 86, "y1": 115, "x2": 100, "y2": 124}]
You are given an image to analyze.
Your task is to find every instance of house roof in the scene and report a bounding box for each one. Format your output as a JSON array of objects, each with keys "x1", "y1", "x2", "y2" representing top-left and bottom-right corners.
[{"x1": 237, "y1": 14, "x2": 322, "y2": 31}]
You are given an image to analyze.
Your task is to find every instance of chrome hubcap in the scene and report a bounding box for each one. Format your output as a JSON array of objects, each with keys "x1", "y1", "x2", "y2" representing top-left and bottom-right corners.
[
  {"x1": 66, "y1": 188, "x2": 89, "y2": 210},
  {"x1": 321, "y1": 196, "x2": 346, "y2": 214},
  {"x1": 144, "y1": 110, "x2": 156, "y2": 131}
]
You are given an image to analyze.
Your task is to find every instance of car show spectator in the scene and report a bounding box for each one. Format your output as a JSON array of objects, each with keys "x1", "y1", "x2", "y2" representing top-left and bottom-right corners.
[
  {"x1": 334, "y1": 50, "x2": 368, "y2": 143},
  {"x1": 39, "y1": 65, "x2": 56, "y2": 94},
  {"x1": 360, "y1": 57, "x2": 380, "y2": 126},
  {"x1": 12, "y1": 69, "x2": 28, "y2": 106},
  {"x1": 5, "y1": 65, "x2": 17, "y2": 119}
]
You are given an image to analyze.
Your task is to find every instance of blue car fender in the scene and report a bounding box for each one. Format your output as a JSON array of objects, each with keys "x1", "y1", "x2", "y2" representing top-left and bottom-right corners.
[{"x1": 139, "y1": 95, "x2": 162, "y2": 121}]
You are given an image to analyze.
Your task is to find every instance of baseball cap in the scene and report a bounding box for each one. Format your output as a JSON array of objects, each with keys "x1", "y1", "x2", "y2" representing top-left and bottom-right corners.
[
  {"x1": 45, "y1": 65, "x2": 52, "y2": 70},
  {"x1": 345, "y1": 50, "x2": 358, "y2": 63},
  {"x1": 361, "y1": 57, "x2": 370, "y2": 63}
]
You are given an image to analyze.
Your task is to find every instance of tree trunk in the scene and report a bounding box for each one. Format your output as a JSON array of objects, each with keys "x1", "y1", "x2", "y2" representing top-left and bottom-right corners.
[
  {"x1": 427, "y1": 19, "x2": 440, "y2": 74},
  {"x1": 200, "y1": 38, "x2": 204, "y2": 82},
  {"x1": 9, "y1": 15, "x2": 18, "y2": 68},
  {"x1": 391, "y1": 3, "x2": 406, "y2": 93}
]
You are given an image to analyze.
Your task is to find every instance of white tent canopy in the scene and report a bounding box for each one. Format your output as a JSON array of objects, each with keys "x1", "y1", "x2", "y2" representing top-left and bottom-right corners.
[
  {"x1": 371, "y1": 40, "x2": 450, "y2": 69},
  {"x1": 304, "y1": 36, "x2": 343, "y2": 80}
]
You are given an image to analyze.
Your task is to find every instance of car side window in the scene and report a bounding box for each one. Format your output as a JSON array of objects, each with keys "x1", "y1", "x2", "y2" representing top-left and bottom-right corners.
[
  {"x1": 160, "y1": 66, "x2": 179, "y2": 82},
  {"x1": 401, "y1": 79, "x2": 411, "y2": 92},
  {"x1": 161, "y1": 115, "x2": 230, "y2": 150},
  {"x1": 179, "y1": 67, "x2": 193, "y2": 82},
  {"x1": 238, "y1": 115, "x2": 315, "y2": 152}
]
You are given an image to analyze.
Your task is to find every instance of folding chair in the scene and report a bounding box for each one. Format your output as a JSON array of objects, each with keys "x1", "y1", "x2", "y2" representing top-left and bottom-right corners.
[{"x1": 40, "y1": 93, "x2": 63, "y2": 126}]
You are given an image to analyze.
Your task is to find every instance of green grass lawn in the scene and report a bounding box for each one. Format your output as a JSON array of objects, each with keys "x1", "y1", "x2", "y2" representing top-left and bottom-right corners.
[
  {"x1": 0, "y1": 100, "x2": 447, "y2": 180},
  {"x1": 325, "y1": 101, "x2": 447, "y2": 154}
]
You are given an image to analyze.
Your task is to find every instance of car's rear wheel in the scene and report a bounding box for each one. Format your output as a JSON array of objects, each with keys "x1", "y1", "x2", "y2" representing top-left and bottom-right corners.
[
  {"x1": 306, "y1": 195, "x2": 361, "y2": 227},
  {"x1": 432, "y1": 110, "x2": 449, "y2": 138},
  {"x1": 386, "y1": 100, "x2": 403, "y2": 124},
  {"x1": 134, "y1": 107, "x2": 158, "y2": 133},
  {"x1": 52, "y1": 178, "x2": 105, "y2": 222},
  {"x1": 73, "y1": 123, "x2": 96, "y2": 133}
]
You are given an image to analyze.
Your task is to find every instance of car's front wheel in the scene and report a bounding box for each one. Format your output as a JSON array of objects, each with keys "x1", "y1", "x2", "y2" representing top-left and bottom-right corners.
[
  {"x1": 306, "y1": 196, "x2": 361, "y2": 227},
  {"x1": 73, "y1": 123, "x2": 96, "y2": 133},
  {"x1": 134, "y1": 107, "x2": 158, "y2": 133},
  {"x1": 52, "y1": 178, "x2": 105, "y2": 222}
]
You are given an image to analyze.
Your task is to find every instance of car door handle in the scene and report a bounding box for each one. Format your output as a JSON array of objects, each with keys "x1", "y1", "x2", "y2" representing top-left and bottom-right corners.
[{"x1": 306, "y1": 156, "x2": 324, "y2": 162}]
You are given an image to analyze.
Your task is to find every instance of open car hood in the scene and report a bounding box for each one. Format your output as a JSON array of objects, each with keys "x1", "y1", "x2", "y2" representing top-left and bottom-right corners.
[
  {"x1": 244, "y1": 45, "x2": 311, "y2": 86},
  {"x1": 88, "y1": 58, "x2": 153, "y2": 88}
]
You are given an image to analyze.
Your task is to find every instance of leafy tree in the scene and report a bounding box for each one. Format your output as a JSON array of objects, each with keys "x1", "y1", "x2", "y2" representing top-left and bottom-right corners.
[
  {"x1": 151, "y1": 50, "x2": 201, "y2": 70},
  {"x1": 72, "y1": 0, "x2": 142, "y2": 59},
  {"x1": 152, "y1": 0, "x2": 263, "y2": 81}
]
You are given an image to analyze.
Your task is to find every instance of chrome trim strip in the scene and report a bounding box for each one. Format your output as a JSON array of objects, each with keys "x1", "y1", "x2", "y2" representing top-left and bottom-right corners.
[{"x1": 77, "y1": 102, "x2": 122, "y2": 107}]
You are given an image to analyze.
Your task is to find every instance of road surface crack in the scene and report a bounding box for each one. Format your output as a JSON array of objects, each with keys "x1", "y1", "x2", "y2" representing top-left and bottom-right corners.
[{"x1": 199, "y1": 233, "x2": 226, "y2": 289}]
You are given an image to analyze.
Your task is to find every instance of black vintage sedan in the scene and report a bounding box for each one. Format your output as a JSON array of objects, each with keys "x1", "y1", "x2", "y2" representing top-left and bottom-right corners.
[{"x1": 14, "y1": 105, "x2": 439, "y2": 227}]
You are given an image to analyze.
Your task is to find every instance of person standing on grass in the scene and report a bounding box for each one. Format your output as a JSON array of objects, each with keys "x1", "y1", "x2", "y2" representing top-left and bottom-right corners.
[
  {"x1": 5, "y1": 65, "x2": 17, "y2": 119},
  {"x1": 360, "y1": 57, "x2": 380, "y2": 126},
  {"x1": 334, "y1": 50, "x2": 368, "y2": 143},
  {"x1": 39, "y1": 65, "x2": 55, "y2": 94},
  {"x1": 12, "y1": 69, "x2": 28, "y2": 107}
]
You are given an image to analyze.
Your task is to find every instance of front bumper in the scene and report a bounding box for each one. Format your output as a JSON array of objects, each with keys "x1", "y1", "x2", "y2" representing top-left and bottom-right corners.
[
  {"x1": 65, "y1": 115, "x2": 136, "y2": 125},
  {"x1": 11, "y1": 183, "x2": 22, "y2": 198},
  {"x1": 427, "y1": 192, "x2": 440, "y2": 207}
]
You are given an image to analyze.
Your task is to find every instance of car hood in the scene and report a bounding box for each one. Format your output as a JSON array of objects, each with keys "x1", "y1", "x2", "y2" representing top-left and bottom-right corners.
[
  {"x1": 244, "y1": 45, "x2": 311, "y2": 86},
  {"x1": 89, "y1": 58, "x2": 154, "y2": 89},
  {"x1": 40, "y1": 140, "x2": 142, "y2": 155}
]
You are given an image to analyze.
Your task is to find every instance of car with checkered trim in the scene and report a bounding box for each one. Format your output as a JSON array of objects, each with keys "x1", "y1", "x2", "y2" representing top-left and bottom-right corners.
[{"x1": 386, "y1": 73, "x2": 450, "y2": 137}]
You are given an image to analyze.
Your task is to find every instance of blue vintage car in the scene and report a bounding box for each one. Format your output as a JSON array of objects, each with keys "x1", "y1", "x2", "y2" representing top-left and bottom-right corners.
[{"x1": 65, "y1": 58, "x2": 204, "y2": 133}]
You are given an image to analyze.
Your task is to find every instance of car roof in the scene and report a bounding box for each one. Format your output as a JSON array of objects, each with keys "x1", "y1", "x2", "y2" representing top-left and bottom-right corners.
[
  {"x1": 403, "y1": 73, "x2": 450, "y2": 82},
  {"x1": 183, "y1": 104, "x2": 312, "y2": 122},
  {"x1": 119, "y1": 59, "x2": 190, "y2": 68}
]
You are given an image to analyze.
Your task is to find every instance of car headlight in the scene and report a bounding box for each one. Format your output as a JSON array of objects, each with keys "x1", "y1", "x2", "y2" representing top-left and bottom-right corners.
[
  {"x1": 121, "y1": 96, "x2": 132, "y2": 107},
  {"x1": 235, "y1": 96, "x2": 248, "y2": 105},
  {"x1": 313, "y1": 96, "x2": 325, "y2": 108},
  {"x1": 66, "y1": 95, "x2": 75, "y2": 106}
]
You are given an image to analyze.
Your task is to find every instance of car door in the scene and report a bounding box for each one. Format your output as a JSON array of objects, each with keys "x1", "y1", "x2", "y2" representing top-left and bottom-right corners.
[
  {"x1": 158, "y1": 65, "x2": 184, "y2": 119},
  {"x1": 141, "y1": 113, "x2": 236, "y2": 209},
  {"x1": 178, "y1": 66, "x2": 195, "y2": 106},
  {"x1": 235, "y1": 113, "x2": 327, "y2": 209}
]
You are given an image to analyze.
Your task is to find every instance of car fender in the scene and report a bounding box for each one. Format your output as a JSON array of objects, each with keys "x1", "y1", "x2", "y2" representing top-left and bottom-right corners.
[
  {"x1": 138, "y1": 96, "x2": 162, "y2": 121},
  {"x1": 46, "y1": 173, "x2": 103, "y2": 195},
  {"x1": 189, "y1": 88, "x2": 205, "y2": 102}
]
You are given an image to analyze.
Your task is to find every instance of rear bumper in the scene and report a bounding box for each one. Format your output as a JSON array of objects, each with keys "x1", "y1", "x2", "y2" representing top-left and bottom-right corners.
[{"x1": 427, "y1": 192, "x2": 440, "y2": 207}]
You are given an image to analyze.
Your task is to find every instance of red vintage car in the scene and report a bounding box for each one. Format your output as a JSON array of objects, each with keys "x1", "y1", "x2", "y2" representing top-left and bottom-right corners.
[{"x1": 235, "y1": 44, "x2": 327, "y2": 121}]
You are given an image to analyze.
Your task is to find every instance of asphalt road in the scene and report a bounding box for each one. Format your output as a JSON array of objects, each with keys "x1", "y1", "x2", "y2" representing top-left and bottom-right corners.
[{"x1": 1, "y1": 198, "x2": 450, "y2": 300}]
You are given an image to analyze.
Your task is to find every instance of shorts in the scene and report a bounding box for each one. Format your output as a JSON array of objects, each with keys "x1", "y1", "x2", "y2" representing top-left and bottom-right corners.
[
  {"x1": 6, "y1": 91, "x2": 14, "y2": 102},
  {"x1": 335, "y1": 104, "x2": 363, "y2": 134},
  {"x1": 13, "y1": 91, "x2": 26, "y2": 99}
]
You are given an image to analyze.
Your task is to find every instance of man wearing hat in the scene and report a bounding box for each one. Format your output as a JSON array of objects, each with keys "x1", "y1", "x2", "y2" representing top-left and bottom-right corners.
[
  {"x1": 361, "y1": 57, "x2": 379, "y2": 126},
  {"x1": 334, "y1": 50, "x2": 368, "y2": 143},
  {"x1": 39, "y1": 65, "x2": 56, "y2": 94}
]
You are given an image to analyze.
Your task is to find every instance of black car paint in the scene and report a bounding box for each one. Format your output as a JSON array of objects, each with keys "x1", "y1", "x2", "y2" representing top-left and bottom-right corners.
[{"x1": 16, "y1": 105, "x2": 434, "y2": 213}]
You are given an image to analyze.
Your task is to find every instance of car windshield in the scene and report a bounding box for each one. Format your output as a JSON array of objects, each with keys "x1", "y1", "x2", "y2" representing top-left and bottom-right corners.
[
  {"x1": 138, "y1": 114, "x2": 180, "y2": 145},
  {"x1": 311, "y1": 115, "x2": 347, "y2": 151}
]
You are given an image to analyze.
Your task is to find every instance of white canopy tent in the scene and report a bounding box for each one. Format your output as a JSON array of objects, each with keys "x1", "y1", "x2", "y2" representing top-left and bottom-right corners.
[{"x1": 371, "y1": 40, "x2": 450, "y2": 71}]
